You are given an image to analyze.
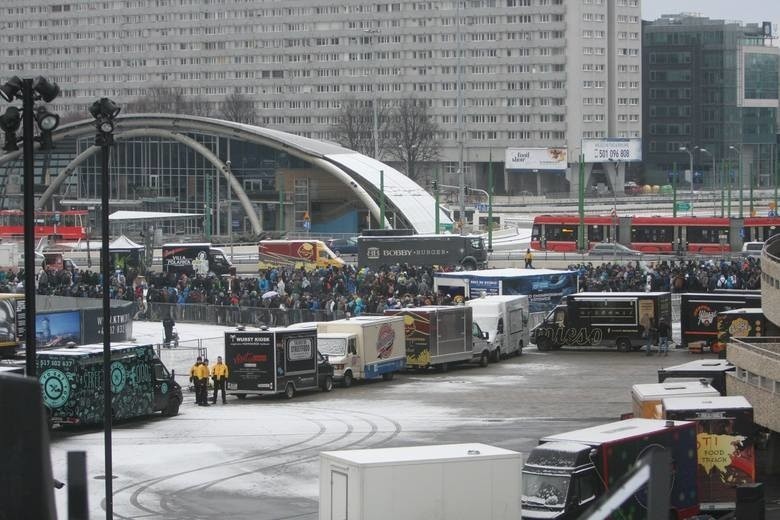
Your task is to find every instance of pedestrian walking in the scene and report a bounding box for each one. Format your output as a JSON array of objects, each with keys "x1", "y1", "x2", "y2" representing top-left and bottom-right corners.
[
  {"x1": 189, "y1": 356, "x2": 205, "y2": 405},
  {"x1": 524, "y1": 248, "x2": 534, "y2": 269},
  {"x1": 211, "y1": 356, "x2": 229, "y2": 404},
  {"x1": 640, "y1": 313, "x2": 655, "y2": 356},
  {"x1": 162, "y1": 313, "x2": 176, "y2": 347},
  {"x1": 658, "y1": 317, "x2": 670, "y2": 356}
]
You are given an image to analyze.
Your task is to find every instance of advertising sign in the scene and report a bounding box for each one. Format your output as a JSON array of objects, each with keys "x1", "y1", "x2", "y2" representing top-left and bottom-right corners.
[
  {"x1": 36, "y1": 311, "x2": 81, "y2": 348},
  {"x1": 284, "y1": 332, "x2": 317, "y2": 374},
  {"x1": 225, "y1": 331, "x2": 276, "y2": 391},
  {"x1": 81, "y1": 303, "x2": 135, "y2": 345},
  {"x1": 505, "y1": 147, "x2": 568, "y2": 171},
  {"x1": 582, "y1": 138, "x2": 642, "y2": 162}
]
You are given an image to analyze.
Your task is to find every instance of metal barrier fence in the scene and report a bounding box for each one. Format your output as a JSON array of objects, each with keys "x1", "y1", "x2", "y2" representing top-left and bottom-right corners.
[{"x1": 155, "y1": 341, "x2": 210, "y2": 390}]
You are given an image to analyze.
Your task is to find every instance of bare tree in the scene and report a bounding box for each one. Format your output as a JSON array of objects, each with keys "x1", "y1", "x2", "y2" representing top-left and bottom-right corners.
[
  {"x1": 125, "y1": 86, "x2": 191, "y2": 114},
  {"x1": 385, "y1": 98, "x2": 441, "y2": 182},
  {"x1": 329, "y1": 96, "x2": 391, "y2": 158},
  {"x1": 220, "y1": 90, "x2": 256, "y2": 125}
]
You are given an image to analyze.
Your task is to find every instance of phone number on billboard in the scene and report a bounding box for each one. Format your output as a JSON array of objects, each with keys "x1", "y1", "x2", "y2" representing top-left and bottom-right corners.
[{"x1": 596, "y1": 148, "x2": 632, "y2": 159}]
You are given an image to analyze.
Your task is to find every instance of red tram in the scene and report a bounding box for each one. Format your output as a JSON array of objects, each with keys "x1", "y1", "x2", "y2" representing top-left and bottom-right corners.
[{"x1": 0, "y1": 210, "x2": 88, "y2": 241}]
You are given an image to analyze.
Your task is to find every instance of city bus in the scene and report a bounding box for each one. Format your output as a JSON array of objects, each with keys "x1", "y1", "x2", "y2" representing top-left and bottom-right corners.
[
  {"x1": 433, "y1": 268, "x2": 578, "y2": 313},
  {"x1": 0, "y1": 210, "x2": 88, "y2": 241},
  {"x1": 531, "y1": 214, "x2": 780, "y2": 254}
]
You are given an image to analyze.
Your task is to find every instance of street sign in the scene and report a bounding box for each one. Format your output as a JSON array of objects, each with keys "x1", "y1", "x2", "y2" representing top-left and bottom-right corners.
[{"x1": 675, "y1": 202, "x2": 691, "y2": 211}]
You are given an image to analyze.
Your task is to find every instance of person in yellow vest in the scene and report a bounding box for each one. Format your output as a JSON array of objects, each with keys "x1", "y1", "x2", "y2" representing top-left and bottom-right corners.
[
  {"x1": 524, "y1": 248, "x2": 534, "y2": 269},
  {"x1": 211, "y1": 356, "x2": 229, "y2": 404},
  {"x1": 189, "y1": 356, "x2": 207, "y2": 405},
  {"x1": 194, "y1": 357, "x2": 211, "y2": 406}
]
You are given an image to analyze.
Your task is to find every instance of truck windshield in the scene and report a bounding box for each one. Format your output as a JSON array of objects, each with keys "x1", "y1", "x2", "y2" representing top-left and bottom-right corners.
[
  {"x1": 469, "y1": 238, "x2": 483, "y2": 250},
  {"x1": 521, "y1": 472, "x2": 570, "y2": 509},
  {"x1": 318, "y1": 337, "x2": 347, "y2": 356}
]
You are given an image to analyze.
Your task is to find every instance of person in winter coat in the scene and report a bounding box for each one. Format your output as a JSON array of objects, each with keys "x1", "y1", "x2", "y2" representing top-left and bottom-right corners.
[{"x1": 211, "y1": 356, "x2": 229, "y2": 404}]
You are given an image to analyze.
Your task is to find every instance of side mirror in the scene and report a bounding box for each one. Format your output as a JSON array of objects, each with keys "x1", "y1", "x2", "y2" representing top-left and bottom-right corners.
[
  {"x1": 482, "y1": 332, "x2": 489, "y2": 340},
  {"x1": 170, "y1": 369, "x2": 175, "y2": 378}
]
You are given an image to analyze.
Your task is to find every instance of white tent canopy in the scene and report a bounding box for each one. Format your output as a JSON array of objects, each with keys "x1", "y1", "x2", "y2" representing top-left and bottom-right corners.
[{"x1": 109, "y1": 235, "x2": 144, "y2": 251}]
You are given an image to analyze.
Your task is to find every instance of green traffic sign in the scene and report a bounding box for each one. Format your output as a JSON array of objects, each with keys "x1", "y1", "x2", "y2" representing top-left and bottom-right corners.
[{"x1": 675, "y1": 202, "x2": 691, "y2": 211}]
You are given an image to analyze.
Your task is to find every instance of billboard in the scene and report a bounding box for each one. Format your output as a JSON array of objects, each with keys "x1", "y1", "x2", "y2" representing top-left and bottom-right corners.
[
  {"x1": 505, "y1": 147, "x2": 568, "y2": 171},
  {"x1": 582, "y1": 138, "x2": 642, "y2": 162},
  {"x1": 36, "y1": 311, "x2": 81, "y2": 348}
]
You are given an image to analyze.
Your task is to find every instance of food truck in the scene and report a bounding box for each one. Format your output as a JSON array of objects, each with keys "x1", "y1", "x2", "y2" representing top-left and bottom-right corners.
[
  {"x1": 714, "y1": 307, "x2": 780, "y2": 353},
  {"x1": 630, "y1": 380, "x2": 721, "y2": 419},
  {"x1": 680, "y1": 291, "x2": 761, "y2": 353},
  {"x1": 657, "y1": 359, "x2": 735, "y2": 395},
  {"x1": 225, "y1": 326, "x2": 334, "y2": 399},
  {"x1": 465, "y1": 294, "x2": 529, "y2": 359},
  {"x1": 315, "y1": 315, "x2": 406, "y2": 386}
]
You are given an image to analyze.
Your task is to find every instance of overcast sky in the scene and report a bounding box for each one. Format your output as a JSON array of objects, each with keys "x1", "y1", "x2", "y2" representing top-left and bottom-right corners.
[{"x1": 643, "y1": 0, "x2": 780, "y2": 33}]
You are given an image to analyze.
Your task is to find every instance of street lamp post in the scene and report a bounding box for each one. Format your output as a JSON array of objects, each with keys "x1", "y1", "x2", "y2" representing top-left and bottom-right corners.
[
  {"x1": 364, "y1": 28, "x2": 381, "y2": 160},
  {"x1": 226, "y1": 160, "x2": 233, "y2": 260},
  {"x1": 697, "y1": 148, "x2": 715, "y2": 216},
  {"x1": 0, "y1": 75, "x2": 61, "y2": 378},
  {"x1": 729, "y1": 145, "x2": 743, "y2": 218},
  {"x1": 679, "y1": 146, "x2": 694, "y2": 215}
]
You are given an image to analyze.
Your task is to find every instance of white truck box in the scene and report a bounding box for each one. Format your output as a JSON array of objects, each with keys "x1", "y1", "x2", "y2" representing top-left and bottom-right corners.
[
  {"x1": 631, "y1": 380, "x2": 720, "y2": 419},
  {"x1": 319, "y1": 443, "x2": 522, "y2": 520},
  {"x1": 316, "y1": 315, "x2": 406, "y2": 385},
  {"x1": 466, "y1": 294, "x2": 530, "y2": 359}
]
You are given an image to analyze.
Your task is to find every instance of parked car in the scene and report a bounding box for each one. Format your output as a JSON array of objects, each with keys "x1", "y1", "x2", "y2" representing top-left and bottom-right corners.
[
  {"x1": 326, "y1": 236, "x2": 358, "y2": 256},
  {"x1": 623, "y1": 181, "x2": 642, "y2": 195},
  {"x1": 741, "y1": 241, "x2": 764, "y2": 257},
  {"x1": 587, "y1": 243, "x2": 643, "y2": 258}
]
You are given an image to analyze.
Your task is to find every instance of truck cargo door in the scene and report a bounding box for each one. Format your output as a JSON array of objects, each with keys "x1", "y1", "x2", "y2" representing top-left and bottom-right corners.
[{"x1": 330, "y1": 471, "x2": 348, "y2": 520}]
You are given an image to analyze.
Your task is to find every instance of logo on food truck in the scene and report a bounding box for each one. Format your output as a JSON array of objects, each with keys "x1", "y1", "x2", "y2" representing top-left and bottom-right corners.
[
  {"x1": 367, "y1": 247, "x2": 380, "y2": 260},
  {"x1": 694, "y1": 305, "x2": 717, "y2": 326},
  {"x1": 110, "y1": 361, "x2": 127, "y2": 393},
  {"x1": 40, "y1": 368, "x2": 71, "y2": 408},
  {"x1": 287, "y1": 337, "x2": 313, "y2": 360},
  {"x1": 296, "y1": 242, "x2": 315, "y2": 260},
  {"x1": 377, "y1": 323, "x2": 395, "y2": 359},
  {"x1": 233, "y1": 352, "x2": 268, "y2": 364}
]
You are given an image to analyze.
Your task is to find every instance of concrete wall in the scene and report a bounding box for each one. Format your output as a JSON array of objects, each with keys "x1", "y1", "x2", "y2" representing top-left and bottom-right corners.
[{"x1": 726, "y1": 341, "x2": 780, "y2": 432}]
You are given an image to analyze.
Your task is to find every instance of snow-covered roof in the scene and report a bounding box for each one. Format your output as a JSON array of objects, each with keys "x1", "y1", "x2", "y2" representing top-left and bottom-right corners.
[
  {"x1": 660, "y1": 359, "x2": 735, "y2": 373},
  {"x1": 110, "y1": 210, "x2": 202, "y2": 221},
  {"x1": 662, "y1": 396, "x2": 752, "y2": 412},
  {"x1": 542, "y1": 418, "x2": 692, "y2": 446},
  {"x1": 631, "y1": 381, "x2": 721, "y2": 400},
  {"x1": 435, "y1": 268, "x2": 575, "y2": 279},
  {"x1": 321, "y1": 443, "x2": 519, "y2": 466}
]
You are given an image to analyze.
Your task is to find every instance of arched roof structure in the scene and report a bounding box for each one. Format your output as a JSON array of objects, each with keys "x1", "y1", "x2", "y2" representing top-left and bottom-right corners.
[{"x1": 0, "y1": 114, "x2": 450, "y2": 234}]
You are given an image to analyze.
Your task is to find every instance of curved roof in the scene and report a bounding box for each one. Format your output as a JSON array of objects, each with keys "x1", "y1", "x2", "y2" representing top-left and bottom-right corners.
[{"x1": 38, "y1": 114, "x2": 450, "y2": 233}]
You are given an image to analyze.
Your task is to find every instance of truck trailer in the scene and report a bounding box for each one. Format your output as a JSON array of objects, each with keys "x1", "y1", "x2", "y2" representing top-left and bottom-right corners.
[
  {"x1": 37, "y1": 344, "x2": 182, "y2": 426},
  {"x1": 384, "y1": 305, "x2": 491, "y2": 369},
  {"x1": 225, "y1": 326, "x2": 334, "y2": 399},
  {"x1": 663, "y1": 396, "x2": 755, "y2": 512},
  {"x1": 715, "y1": 307, "x2": 780, "y2": 353},
  {"x1": 521, "y1": 418, "x2": 700, "y2": 520},
  {"x1": 465, "y1": 294, "x2": 529, "y2": 359},
  {"x1": 319, "y1": 443, "x2": 522, "y2": 520},
  {"x1": 358, "y1": 234, "x2": 487, "y2": 270},
  {"x1": 161, "y1": 243, "x2": 233, "y2": 276},
  {"x1": 315, "y1": 315, "x2": 406, "y2": 386},
  {"x1": 531, "y1": 291, "x2": 672, "y2": 352}
]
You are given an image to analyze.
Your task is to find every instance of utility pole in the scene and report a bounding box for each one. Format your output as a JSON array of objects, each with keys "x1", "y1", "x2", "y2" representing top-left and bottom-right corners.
[
  {"x1": 488, "y1": 149, "x2": 494, "y2": 252},
  {"x1": 456, "y1": 0, "x2": 465, "y2": 234},
  {"x1": 364, "y1": 28, "x2": 381, "y2": 160},
  {"x1": 577, "y1": 154, "x2": 585, "y2": 252}
]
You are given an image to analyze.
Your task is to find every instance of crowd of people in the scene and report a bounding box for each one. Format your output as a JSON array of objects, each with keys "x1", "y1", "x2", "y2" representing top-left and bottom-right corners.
[{"x1": 0, "y1": 255, "x2": 763, "y2": 320}]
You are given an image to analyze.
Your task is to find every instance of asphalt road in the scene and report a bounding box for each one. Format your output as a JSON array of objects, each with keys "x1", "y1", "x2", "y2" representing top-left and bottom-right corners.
[{"x1": 47, "y1": 345, "x2": 780, "y2": 520}]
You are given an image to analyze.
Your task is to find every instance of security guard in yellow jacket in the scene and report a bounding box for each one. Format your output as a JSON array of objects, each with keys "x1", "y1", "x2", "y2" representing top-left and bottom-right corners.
[
  {"x1": 190, "y1": 357, "x2": 210, "y2": 406},
  {"x1": 211, "y1": 356, "x2": 229, "y2": 404}
]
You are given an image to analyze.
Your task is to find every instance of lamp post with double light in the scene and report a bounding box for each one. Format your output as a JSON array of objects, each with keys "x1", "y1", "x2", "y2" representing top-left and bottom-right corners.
[
  {"x1": 679, "y1": 146, "x2": 694, "y2": 215},
  {"x1": 0, "y1": 75, "x2": 60, "y2": 378}
]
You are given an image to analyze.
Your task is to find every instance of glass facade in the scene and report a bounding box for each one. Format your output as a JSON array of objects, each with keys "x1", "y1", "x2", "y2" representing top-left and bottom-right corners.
[{"x1": 744, "y1": 53, "x2": 780, "y2": 100}]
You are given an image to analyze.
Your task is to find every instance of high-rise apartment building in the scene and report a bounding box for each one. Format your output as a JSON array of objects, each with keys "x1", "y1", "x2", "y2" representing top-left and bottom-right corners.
[
  {"x1": 1, "y1": 0, "x2": 641, "y2": 195},
  {"x1": 643, "y1": 14, "x2": 779, "y2": 191}
]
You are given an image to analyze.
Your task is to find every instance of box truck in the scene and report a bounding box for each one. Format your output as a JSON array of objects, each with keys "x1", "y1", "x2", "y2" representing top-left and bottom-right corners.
[
  {"x1": 521, "y1": 418, "x2": 700, "y2": 520},
  {"x1": 663, "y1": 396, "x2": 755, "y2": 512},
  {"x1": 162, "y1": 243, "x2": 233, "y2": 276},
  {"x1": 258, "y1": 239, "x2": 345, "y2": 270},
  {"x1": 385, "y1": 305, "x2": 492, "y2": 369},
  {"x1": 358, "y1": 234, "x2": 487, "y2": 270},
  {"x1": 680, "y1": 291, "x2": 761, "y2": 353},
  {"x1": 315, "y1": 315, "x2": 406, "y2": 386},
  {"x1": 319, "y1": 443, "x2": 522, "y2": 520},
  {"x1": 225, "y1": 326, "x2": 334, "y2": 399},
  {"x1": 630, "y1": 380, "x2": 721, "y2": 419},
  {"x1": 465, "y1": 294, "x2": 529, "y2": 360},
  {"x1": 531, "y1": 291, "x2": 672, "y2": 352},
  {"x1": 36, "y1": 344, "x2": 182, "y2": 426},
  {"x1": 715, "y1": 307, "x2": 780, "y2": 353},
  {"x1": 657, "y1": 359, "x2": 734, "y2": 395}
]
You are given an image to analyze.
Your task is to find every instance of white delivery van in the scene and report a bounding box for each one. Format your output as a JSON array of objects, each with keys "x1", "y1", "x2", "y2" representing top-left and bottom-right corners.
[
  {"x1": 315, "y1": 315, "x2": 406, "y2": 386},
  {"x1": 466, "y1": 294, "x2": 530, "y2": 360},
  {"x1": 319, "y1": 443, "x2": 522, "y2": 520}
]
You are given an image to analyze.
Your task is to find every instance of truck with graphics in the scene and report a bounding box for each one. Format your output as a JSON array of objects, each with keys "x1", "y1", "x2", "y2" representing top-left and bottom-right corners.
[
  {"x1": 384, "y1": 305, "x2": 492, "y2": 369},
  {"x1": 225, "y1": 326, "x2": 334, "y2": 399},
  {"x1": 663, "y1": 396, "x2": 756, "y2": 513},
  {"x1": 358, "y1": 234, "x2": 487, "y2": 270},
  {"x1": 680, "y1": 291, "x2": 761, "y2": 353},
  {"x1": 36, "y1": 344, "x2": 182, "y2": 426},
  {"x1": 161, "y1": 243, "x2": 233, "y2": 276},
  {"x1": 531, "y1": 291, "x2": 672, "y2": 352},
  {"x1": 715, "y1": 307, "x2": 780, "y2": 354},
  {"x1": 315, "y1": 315, "x2": 406, "y2": 386},
  {"x1": 465, "y1": 294, "x2": 529, "y2": 360},
  {"x1": 258, "y1": 239, "x2": 345, "y2": 270},
  {"x1": 521, "y1": 418, "x2": 700, "y2": 520}
]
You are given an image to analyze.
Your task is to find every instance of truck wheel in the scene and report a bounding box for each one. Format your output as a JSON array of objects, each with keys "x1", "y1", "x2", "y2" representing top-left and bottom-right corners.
[
  {"x1": 491, "y1": 348, "x2": 501, "y2": 363},
  {"x1": 382, "y1": 372, "x2": 395, "y2": 381},
  {"x1": 462, "y1": 259, "x2": 477, "y2": 271},
  {"x1": 236, "y1": 393, "x2": 247, "y2": 400},
  {"x1": 284, "y1": 383, "x2": 296, "y2": 399},
  {"x1": 163, "y1": 397, "x2": 180, "y2": 417},
  {"x1": 479, "y1": 352, "x2": 489, "y2": 367},
  {"x1": 536, "y1": 337, "x2": 551, "y2": 351},
  {"x1": 321, "y1": 376, "x2": 334, "y2": 392},
  {"x1": 517, "y1": 341, "x2": 524, "y2": 356},
  {"x1": 343, "y1": 372, "x2": 353, "y2": 388},
  {"x1": 616, "y1": 338, "x2": 631, "y2": 353}
]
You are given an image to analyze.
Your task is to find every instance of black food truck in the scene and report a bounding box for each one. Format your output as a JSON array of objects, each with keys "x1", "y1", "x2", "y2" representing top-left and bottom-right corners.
[
  {"x1": 358, "y1": 234, "x2": 487, "y2": 271},
  {"x1": 161, "y1": 243, "x2": 234, "y2": 276},
  {"x1": 657, "y1": 359, "x2": 734, "y2": 395},
  {"x1": 680, "y1": 291, "x2": 761, "y2": 353},
  {"x1": 225, "y1": 326, "x2": 334, "y2": 399},
  {"x1": 531, "y1": 291, "x2": 672, "y2": 352}
]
